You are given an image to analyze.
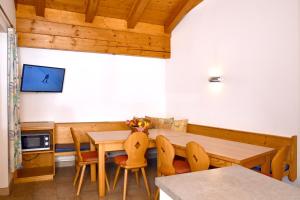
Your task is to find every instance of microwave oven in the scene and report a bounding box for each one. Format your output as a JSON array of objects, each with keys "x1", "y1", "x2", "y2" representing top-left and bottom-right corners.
[{"x1": 21, "y1": 132, "x2": 51, "y2": 152}]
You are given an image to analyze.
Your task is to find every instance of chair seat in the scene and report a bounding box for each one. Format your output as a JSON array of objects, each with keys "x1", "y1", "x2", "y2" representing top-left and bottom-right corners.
[
  {"x1": 113, "y1": 155, "x2": 128, "y2": 165},
  {"x1": 55, "y1": 143, "x2": 90, "y2": 152},
  {"x1": 173, "y1": 160, "x2": 191, "y2": 174},
  {"x1": 81, "y1": 151, "x2": 98, "y2": 162}
]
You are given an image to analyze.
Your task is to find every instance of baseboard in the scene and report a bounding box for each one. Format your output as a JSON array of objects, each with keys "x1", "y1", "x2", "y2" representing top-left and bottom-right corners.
[
  {"x1": 0, "y1": 173, "x2": 13, "y2": 196},
  {"x1": 0, "y1": 187, "x2": 9, "y2": 196}
]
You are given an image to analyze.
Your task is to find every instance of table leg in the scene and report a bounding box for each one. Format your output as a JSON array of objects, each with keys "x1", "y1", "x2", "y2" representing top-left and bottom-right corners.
[
  {"x1": 90, "y1": 140, "x2": 96, "y2": 182},
  {"x1": 261, "y1": 154, "x2": 271, "y2": 175},
  {"x1": 98, "y1": 144, "x2": 106, "y2": 197}
]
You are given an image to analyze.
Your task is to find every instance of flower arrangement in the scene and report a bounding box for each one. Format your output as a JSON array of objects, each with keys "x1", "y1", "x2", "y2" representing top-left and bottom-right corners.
[{"x1": 126, "y1": 117, "x2": 151, "y2": 134}]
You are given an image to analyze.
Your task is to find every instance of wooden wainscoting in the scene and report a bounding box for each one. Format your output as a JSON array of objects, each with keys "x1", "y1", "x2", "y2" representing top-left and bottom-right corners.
[{"x1": 187, "y1": 124, "x2": 297, "y2": 182}]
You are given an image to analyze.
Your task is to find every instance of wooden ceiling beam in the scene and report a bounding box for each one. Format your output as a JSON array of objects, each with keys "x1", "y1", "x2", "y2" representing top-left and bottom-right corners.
[
  {"x1": 35, "y1": 0, "x2": 45, "y2": 17},
  {"x1": 85, "y1": 0, "x2": 100, "y2": 23},
  {"x1": 164, "y1": 0, "x2": 203, "y2": 33},
  {"x1": 127, "y1": 0, "x2": 151, "y2": 29}
]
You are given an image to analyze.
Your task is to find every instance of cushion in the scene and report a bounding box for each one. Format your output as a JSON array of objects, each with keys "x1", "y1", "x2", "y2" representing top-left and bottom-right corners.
[
  {"x1": 171, "y1": 119, "x2": 188, "y2": 132},
  {"x1": 55, "y1": 143, "x2": 90, "y2": 152},
  {"x1": 252, "y1": 164, "x2": 290, "y2": 173},
  {"x1": 81, "y1": 151, "x2": 98, "y2": 162},
  {"x1": 145, "y1": 116, "x2": 174, "y2": 129},
  {"x1": 113, "y1": 155, "x2": 128, "y2": 165},
  {"x1": 173, "y1": 160, "x2": 191, "y2": 174}
]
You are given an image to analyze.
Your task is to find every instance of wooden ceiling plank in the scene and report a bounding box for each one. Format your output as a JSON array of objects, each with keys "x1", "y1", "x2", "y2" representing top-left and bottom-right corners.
[
  {"x1": 127, "y1": 0, "x2": 151, "y2": 29},
  {"x1": 85, "y1": 0, "x2": 100, "y2": 23},
  {"x1": 35, "y1": 0, "x2": 45, "y2": 17},
  {"x1": 164, "y1": 0, "x2": 203, "y2": 33}
]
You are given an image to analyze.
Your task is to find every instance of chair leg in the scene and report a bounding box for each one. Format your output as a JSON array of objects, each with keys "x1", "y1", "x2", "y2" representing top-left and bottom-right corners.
[
  {"x1": 154, "y1": 188, "x2": 159, "y2": 200},
  {"x1": 141, "y1": 168, "x2": 151, "y2": 199},
  {"x1": 135, "y1": 169, "x2": 140, "y2": 186},
  {"x1": 105, "y1": 173, "x2": 110, "y2": 192},
  {"x1": 73, "y1": 164, "x2": 81, "y2": 186},
  {"x1": 123, "y1": 169, "x2": 128, "y2": 200},
  {"x1": 76, "y1": 165, "x2": 86, "y2": 196},
  {"x1": 113, "y1": 165, "x2": 121, "y2": 191}
]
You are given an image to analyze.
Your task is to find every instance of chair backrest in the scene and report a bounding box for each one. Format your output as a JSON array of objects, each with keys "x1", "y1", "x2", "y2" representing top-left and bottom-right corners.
[
  {"x1": 186, "y1": 141, "x2": 210, "y2": 172},
  {"x1": 156, "y1": 135, "x2": 176, "y2": 176},
  {"x1": 70, "y1": 127, "x2": 83, "y2": 162},
  {"x1": 124, "y1": 132, "x2": 149, "y2": 167},
  {"x1": 272, "y1": 146, "x2": 289, "y2": 180}
]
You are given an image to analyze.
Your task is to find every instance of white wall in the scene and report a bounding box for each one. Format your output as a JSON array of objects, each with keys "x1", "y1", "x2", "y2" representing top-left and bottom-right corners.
[
  {"x1": 0, "y1": 0, "x2": 15, "y2": 191},
  {"x1": 166, "y1": 0, "x2": 300, "y2": 183},
  {"x1": 19, "y1": 48, "x2": 166, "y2": 122},
  {"x1": 0, "y1": 33, "x2": 9, "y2": 190}
]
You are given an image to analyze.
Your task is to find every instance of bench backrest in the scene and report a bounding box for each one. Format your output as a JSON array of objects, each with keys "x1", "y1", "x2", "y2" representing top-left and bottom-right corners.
[
  {"x1": 187, "y1": 124, "x2": 297, "y2": 182},
  {"x1": 55, "y1": 121, "x2": 129, "y2": 144}
]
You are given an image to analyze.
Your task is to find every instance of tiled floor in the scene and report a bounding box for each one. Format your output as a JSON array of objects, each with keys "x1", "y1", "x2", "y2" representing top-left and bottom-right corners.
[{"x1": 1, "y1": 159, "x2": 158, "y2": 200}]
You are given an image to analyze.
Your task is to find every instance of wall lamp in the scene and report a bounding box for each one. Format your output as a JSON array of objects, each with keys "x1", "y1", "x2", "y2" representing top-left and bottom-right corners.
[{"x1": 208, "y1": 76, "x2": 221, "y2": 83}]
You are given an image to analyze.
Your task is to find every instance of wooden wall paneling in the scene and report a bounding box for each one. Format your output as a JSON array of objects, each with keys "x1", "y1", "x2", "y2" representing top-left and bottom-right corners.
[
  {"x1": 34, "y1": 0, "x2": 45, "y2": 16},
  {"x1": 127, "y1": 0, "x2": 151, "y2": 29},
  {"x1": 187, "y1": 123, "x2": 297, "y2": 182},
  {"x1": 16, "y1": 5, "x2": 168, "y2": 36},
  {"x1": 55, "y1": 121, "x2": 129, "y2": 144},
  {"x1": 17, "y1": 32, "x2": 170, "y2": 58},
  {"x1": 85, "y1": 0, "x2": 100, "y2": 23},
  {"x1": 16, "y1": 17, "x2": 170, "y2": 58},
  {"x1": 164, "y1": 0, "x2": 203, "y2": 33}
]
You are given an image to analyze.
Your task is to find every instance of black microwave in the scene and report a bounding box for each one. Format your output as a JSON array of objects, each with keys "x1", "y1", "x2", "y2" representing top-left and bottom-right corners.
[{"x1": 21, "y1": 132, "x2": 51, "y2": 152}]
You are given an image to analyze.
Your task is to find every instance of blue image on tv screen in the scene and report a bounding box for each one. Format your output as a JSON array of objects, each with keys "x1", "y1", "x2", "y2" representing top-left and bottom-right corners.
[{"x1": 21, "y1": 64, "x2": 65, "y2": 92}]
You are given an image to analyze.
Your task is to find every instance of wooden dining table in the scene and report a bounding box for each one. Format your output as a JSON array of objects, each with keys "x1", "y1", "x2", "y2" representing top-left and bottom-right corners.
[{"x1": 87, "y1": 129, "x2": 275, "y2": 197}]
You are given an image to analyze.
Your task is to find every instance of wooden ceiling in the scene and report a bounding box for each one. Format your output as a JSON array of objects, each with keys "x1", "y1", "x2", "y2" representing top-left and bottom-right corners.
[{"x1": 15, "y1": 0, "x2": 203, "y2": 58}]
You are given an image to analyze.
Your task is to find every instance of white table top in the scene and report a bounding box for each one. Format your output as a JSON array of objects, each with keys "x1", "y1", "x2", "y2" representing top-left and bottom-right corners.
[
  {"x1": 155, "y1": 166, "x2": 300, "y2": 200},
  {"x1": 87, "y1": 129, "x2": 274, "y2": 163}
]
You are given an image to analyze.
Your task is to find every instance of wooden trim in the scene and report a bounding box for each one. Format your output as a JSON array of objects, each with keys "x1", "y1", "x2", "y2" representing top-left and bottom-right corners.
[
  {"x1": 127, "y1": 0, "x2": 151, "y2": 29},
  {"x1": 85, "y1": 0, "x2": 100, "y2": 23},
  {"x1": 164, "y1": 0, "x2": 203, "y2": 33}
]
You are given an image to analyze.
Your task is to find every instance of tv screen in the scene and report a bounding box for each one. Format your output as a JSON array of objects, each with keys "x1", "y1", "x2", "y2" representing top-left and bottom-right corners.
[{"x1": 21, "y1": 64, "x2": 65, "y2": 92}]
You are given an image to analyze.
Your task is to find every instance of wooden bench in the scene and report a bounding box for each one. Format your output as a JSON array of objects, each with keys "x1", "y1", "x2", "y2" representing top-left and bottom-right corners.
[
  {"x1": 54, "y1": 121, "x2": 129, "y2": 156},
  {"x1": 54, "y1": 121, "x2": 297, "y2": 182},
  {"x1": 187, "y1": 124, "x2": 297, "y2": 182}
]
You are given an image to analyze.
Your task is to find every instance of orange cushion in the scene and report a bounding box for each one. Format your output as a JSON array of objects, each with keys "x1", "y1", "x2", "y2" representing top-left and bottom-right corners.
[
  {"x1": 173, "y1": 160, "x2": 191, "y2": 174},
  {"x1": 81, "y1": 151, "x2": 98, "y2": 162},
  {"x1": 113, "y1": 155, "x2": 128, "y2": 165}
]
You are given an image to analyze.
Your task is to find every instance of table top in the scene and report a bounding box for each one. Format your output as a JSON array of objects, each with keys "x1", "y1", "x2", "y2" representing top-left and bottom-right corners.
[
  {"x1": 87, "y1": 129, "x2": 274, "y2": 163},
  {"x1": 155, "y1": 166, "x2": 300, "y2": 200}
]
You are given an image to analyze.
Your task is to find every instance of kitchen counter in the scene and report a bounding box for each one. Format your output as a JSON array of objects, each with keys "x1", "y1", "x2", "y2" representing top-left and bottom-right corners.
[{"x1": 155, "y1": 166, "x2": 300, "y2": 200}]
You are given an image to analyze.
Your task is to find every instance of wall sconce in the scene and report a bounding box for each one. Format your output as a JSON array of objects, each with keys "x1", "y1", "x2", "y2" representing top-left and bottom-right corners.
[{"x1": 208, "y1": 76, "x2": 221, "y2": 83}]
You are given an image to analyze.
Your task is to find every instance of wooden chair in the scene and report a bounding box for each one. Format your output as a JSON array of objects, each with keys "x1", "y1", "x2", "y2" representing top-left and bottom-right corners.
[
  {"x1": 70, "y1": 128, "x2": 110, "y2": 195},
  {"x1": 186, "y1": 141, "x2": 210, "y2": 172},
  {"x1": 155, "y1": 135, "x2": 190, "y2": 199},
  {"x1": 271, "y1": 146, "x2": 289, "y2": 181},
  {"x1": 112, "y1": 132, "x2": 151, "y2": 200}
]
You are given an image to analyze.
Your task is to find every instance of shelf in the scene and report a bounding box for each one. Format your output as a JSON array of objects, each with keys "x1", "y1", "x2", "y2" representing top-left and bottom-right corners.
[
  {"x1": 22, "y1": 150, "x2": 54, "y2": 155},
  {"x1": 21, "y1": 121, "x2": 55, "y2": 131},
  {"x1": 15, "y1": 166, "x2": 54, "y2": 183}
]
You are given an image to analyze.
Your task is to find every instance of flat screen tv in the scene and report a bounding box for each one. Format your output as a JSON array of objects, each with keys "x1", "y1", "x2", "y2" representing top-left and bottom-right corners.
[{"x1": 21, "y1": 64, "x2": 65, "y2": 92}]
